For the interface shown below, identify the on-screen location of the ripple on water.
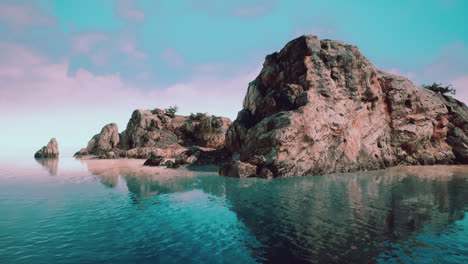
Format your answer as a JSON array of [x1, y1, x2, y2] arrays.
[[0, 159, 467, 264]]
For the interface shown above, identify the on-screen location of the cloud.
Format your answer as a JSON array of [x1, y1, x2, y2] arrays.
[[0, 41, 258, 120], [120, 40, 147, 59], [116, 0, 145, 22], [0, 3, 56, 27], [388, 68, 417, 80], [451, 74, 468, 104], [161, 47, 185, 68], [424, 41, 468, 82], [71, 33, 108, 54]]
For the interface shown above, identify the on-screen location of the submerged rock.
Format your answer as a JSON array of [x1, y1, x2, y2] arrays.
[[143, 154, 164, 166], [164, 160, 180, 169], [34, 138, 59, 158], [175, 147, 230, 166], [219, 161, 257, 178], [221, 35, 468, 178]]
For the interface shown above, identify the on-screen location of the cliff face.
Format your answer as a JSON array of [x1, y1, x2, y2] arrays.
[[221, 35, 468, 178], [75, 108, 231, 160]]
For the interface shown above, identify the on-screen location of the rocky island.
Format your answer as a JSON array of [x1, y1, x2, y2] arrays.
[[74, 109, 232, 166], [220, 35, 468, 178], [73, 35, 468, 178], [34, 138, 59, 159]]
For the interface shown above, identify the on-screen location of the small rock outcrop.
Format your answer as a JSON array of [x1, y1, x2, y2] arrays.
[[75, 108, 231, 161], [86, 123, 120, 155], [164, 160, 180, 169], [175, 147, 230, 166], [143, 154, 164, 166], [34, 138, 59, 158], [221, 35, 468, 178]]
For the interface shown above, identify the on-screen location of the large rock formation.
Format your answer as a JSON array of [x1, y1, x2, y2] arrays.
[[75, 108, 232, 161], [34, 138, 59, 158], [221, 35, 468, 178]]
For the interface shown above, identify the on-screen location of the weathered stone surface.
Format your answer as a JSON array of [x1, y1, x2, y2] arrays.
[[143, 155, 164, 166], [87, 123, 120, 155], [165, 160, 180, 169], [175, 147, 230, 166], [34, 138, 59, 158], [76, 109, 231, 160], [247, 155, 267, 166], [74, 148, 89, 157], [119, 110, 178, 149], [222, 35, 468, 178], [180, 116, 232, 148], [258, 167, 273, 179], [219, 161, 257, 178], [122, 145, 187, 159]]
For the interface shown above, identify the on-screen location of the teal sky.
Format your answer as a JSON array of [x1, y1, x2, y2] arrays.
[[0, 0, 467, 152]]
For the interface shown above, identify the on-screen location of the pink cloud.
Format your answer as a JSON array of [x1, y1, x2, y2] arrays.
[[452, 75, 468, 104], [116, 0, 146, 22], [161, 47, 185, 68], [425, 41, 468, 81], [71, 33, 108, 54], [0, 40, 261, 149], [120, 40, 147, 59], [0, 41, 259, 119], [136, 72, 150, 81], [0, 3, 56, 27], [388, 68, 417, 80]]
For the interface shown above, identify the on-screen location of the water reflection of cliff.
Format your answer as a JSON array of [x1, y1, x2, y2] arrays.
[[79, 159, 224, 200], [79, 160, 468, 263], [35, 158, 59, 176], [222, 165, 468, 263]]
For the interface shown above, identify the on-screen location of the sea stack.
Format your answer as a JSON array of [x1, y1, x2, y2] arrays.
[[34, 138, 59, 159], [220, 35, 468, 178]]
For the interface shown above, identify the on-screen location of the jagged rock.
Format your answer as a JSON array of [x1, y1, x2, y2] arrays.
[[76, 109, 231, 159], [119, 110, 178, 149], [258, 167, 273, 179], [222, 35, 468, 178], [123, 145, 187, 159], [165, 160, 180, 169], [74, 148, 89, 157], [180, 116, 232, 148], [34, 138, 59, 158], [143, 155, 164, 166], [219, 161, 257, 178], [87, 123, 120, 155], [175, 147, 230, 166], [105, 151, 117, 159], [247, 155, 267, 166]]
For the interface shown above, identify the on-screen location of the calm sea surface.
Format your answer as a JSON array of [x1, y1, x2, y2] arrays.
[[0, 155, 467, 264]]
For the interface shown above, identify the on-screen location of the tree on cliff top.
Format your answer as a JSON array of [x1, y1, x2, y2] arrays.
[[165, 105, 179, 118], [422, 83, 456, 95]]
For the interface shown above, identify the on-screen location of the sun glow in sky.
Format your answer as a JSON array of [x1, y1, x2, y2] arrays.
[[0, 0, 467, 154]]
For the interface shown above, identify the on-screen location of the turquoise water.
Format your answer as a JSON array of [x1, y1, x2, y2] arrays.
[[0, 157, 467, 264]]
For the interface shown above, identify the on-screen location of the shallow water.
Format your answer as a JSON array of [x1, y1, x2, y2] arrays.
[[0, 156, 467, 264]]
